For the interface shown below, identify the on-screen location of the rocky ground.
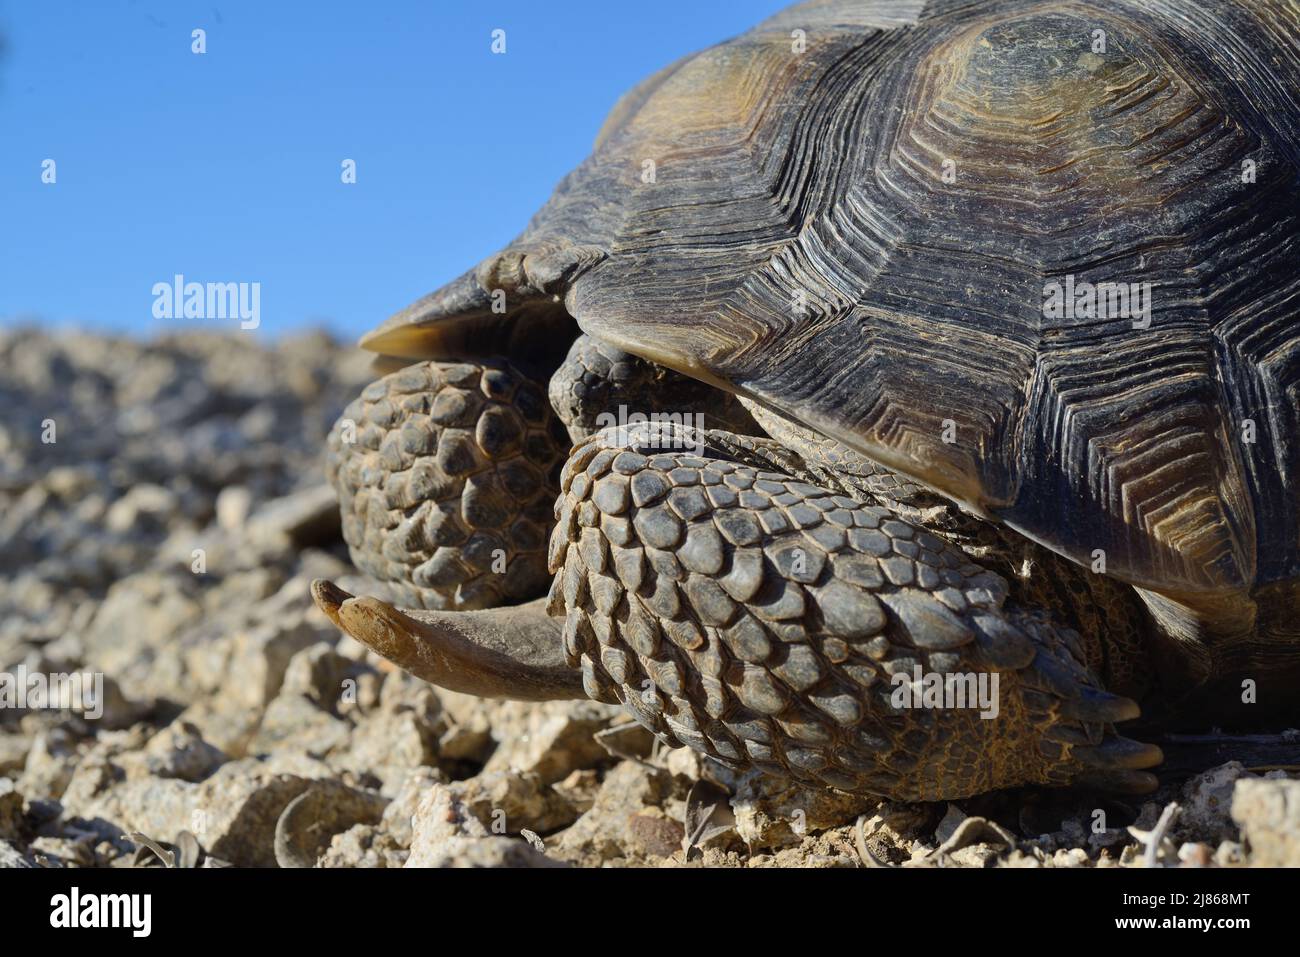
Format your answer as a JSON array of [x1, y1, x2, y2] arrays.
[[0, 326, 1297, 869]]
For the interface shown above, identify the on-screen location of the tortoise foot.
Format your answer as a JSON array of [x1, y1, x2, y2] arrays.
[[547, 421, 1162, 800]]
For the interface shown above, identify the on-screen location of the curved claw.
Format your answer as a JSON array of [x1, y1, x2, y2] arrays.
[[1059, 687, 1142, 724], [310, 580, 584, 702], [1044, 732, 1163, 794], [1071, 736, 1165, 771], [1074, 769, 1162, 795]]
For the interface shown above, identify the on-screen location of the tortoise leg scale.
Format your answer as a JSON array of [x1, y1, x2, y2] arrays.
[[317, 419, 1162, 800]]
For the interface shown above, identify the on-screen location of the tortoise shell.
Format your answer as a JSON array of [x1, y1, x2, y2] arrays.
[[365, 0, 1300, 616]]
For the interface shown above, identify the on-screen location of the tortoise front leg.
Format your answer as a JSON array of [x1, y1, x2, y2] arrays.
[[547, 424, 1162, 801], [314, 355, 590, 700], [327, 358, 571, 611]]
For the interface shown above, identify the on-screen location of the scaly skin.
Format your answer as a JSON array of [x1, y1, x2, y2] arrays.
[[543, 422, 1159, 800], [316, 0, 1300, 798], [548, 333, 763, 444], [328, 360, 569, 610], [319, 344, 1164, 799]]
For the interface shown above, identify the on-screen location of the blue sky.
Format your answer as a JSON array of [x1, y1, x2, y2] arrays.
[[0, 0, 787, 341]]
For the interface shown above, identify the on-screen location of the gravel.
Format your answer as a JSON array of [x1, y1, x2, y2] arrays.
[[1, 326, 1295, 868]]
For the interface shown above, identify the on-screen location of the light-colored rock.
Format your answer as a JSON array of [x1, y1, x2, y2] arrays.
[[744, 826, 859, 868], [279, 642, 364, 707], [1052, 847, 1091, 868], [330, 668, 443, 778], [731, 775, 877, 850], [552, 769, 601, 815], [172, 698, 262, 758], [248, 691, 353, 757], [83, 575, 202, 676], [60, 758, 346, 867], [105, 484, 178, 534], [1180, 761, 1249, 843], [445, 771, 577, 835], [404, 782, 486, 865], [1231, 777, 1300, 866], [855, 801, 935, 865], [378, 767, 445, 847], [554, 761, 675, 864], [29, 834, 96, 867], [318, 823, 406, 868], [273, 781, 389, 868], [224, 621, 328, 710], [0, 839, 32, 868], [115, 722, 227, 783], [17, 729, 82, 801], [481, 699, 623, 784], [246, 484, 340, 549], [215, 485, 254, 532], [411, 834, 563, 868], [406, 770, 574, 868], [339, 712, 438, 790]]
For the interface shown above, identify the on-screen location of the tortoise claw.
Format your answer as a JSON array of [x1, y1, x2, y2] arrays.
[[1058, 687, 1142, 724], [1070, 736, 1164, 771], [1073, 769, 1161, 795], [310, 580, 584, 702]]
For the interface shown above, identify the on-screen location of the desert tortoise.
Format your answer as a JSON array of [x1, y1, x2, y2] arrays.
[[313, 0, 1300, 801]]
